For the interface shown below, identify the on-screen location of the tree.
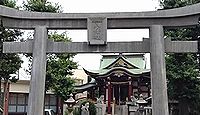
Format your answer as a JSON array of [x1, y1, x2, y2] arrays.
[[23, 0, 62, 13], [46, 32, 78, 100], [23, 0, 78, 100], [0, 0, 17, 8], [160, 0, 200, 9], [23, 2, 78, 114], [0, 0, 23, 114], [161, 0, 200, 114]]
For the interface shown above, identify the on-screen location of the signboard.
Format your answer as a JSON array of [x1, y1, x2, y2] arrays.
[[87, 17, 107, 45]]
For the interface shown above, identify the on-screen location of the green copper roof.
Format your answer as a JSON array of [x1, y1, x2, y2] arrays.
[[83, 54, 150, 78], [85, 67, 150, 76], [99, 54, 146, 69]]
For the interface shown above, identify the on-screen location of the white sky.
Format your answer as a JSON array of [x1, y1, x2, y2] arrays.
[[16, 0, 160, 79], [17, 0, 159, 13], [50, 0, 159, 13]]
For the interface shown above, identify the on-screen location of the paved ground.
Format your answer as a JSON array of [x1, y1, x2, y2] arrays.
[[114, 105, 128, 115]]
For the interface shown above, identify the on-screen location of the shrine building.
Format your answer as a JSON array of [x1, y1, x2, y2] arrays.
[[75, 54, 151, 112]]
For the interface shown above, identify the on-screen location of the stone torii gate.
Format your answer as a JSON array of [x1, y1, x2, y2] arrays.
[[1, 3, 200, 115]]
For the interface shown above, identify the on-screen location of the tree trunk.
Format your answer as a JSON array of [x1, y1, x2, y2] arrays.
[[0, 77, 3, 113], [58, 97, 63, 115], [3, 80, 10, 115]]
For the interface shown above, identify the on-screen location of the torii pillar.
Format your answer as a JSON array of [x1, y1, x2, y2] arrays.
[[150, 25, 169, 115], [27, 26, 47, 115]]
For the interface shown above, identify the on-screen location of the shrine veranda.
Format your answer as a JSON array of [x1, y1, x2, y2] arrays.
[[1, 3, 200, 115]]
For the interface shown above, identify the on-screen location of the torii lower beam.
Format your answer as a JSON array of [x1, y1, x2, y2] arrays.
[[3, 39, 199, 53]]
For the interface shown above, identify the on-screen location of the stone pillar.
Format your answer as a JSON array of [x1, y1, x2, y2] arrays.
[[150, 25, 169, 115], [107, 82, 111, 114], [28, 26, 47, 115], [128, 81, 132, 100]]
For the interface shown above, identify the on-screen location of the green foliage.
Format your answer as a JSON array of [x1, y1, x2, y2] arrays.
[[48, 31, 72, 42], [0, 0, 18, 8], [160, 0, 200, 9], [0, 1, 23, 81], [23, 0, 78, 101], [46, 32, 78, 100], [46, 73, 75, 100], [72, 109, 80, 115], [23, 0, 62, 13], [166, 53, 200, 114], [81, 100, 96, 115], [73, 100, 96, 115], [0, 0, 23, 109], [0, 0, 3, 5], [161, 0, 200, 114], [166, 53, 200, 100]]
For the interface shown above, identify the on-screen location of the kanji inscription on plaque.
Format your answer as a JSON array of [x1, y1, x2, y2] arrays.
[[88, 17, 107, 45]]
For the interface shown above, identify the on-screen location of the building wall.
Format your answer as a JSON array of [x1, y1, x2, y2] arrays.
[[1, 69, 88, 115], [71, 69, 88, 84], [8, 93, 57, 115], [9, 81, 29, 93], [71, 69, 88, 100]]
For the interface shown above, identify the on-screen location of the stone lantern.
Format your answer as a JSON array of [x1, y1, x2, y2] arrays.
[[65, 93, 76, 115], [136, 94, 147, 114]]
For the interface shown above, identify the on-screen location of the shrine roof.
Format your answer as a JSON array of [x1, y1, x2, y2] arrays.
[[83, 54, 150, 77], [84, 67, 150, 78], [74, 78, 96, 92], [99, 54, 146, 69]]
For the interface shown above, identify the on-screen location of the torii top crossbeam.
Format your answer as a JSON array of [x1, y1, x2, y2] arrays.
[[2, 3, 200, 53], [0, 3, 200, 29]]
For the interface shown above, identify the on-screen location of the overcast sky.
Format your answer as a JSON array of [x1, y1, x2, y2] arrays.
[[49, 0, 159, 13], [16, 0, 159, 79], [17, 0, 159, 13]]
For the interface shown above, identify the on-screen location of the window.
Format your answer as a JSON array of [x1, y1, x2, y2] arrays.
[[9, 94, 17, 104], [8, 93, 28, 113], [45, 95, 57, 112], [8, 93, 57, 113], [50, 95, 56, 105], [8, 106, 16, 112], [17, 106, 25, 112], [18, 94, 26, 104]]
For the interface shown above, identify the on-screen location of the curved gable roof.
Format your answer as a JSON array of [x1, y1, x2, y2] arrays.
[[84, 67, 150, 78], [100, 54, 146, 69]]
